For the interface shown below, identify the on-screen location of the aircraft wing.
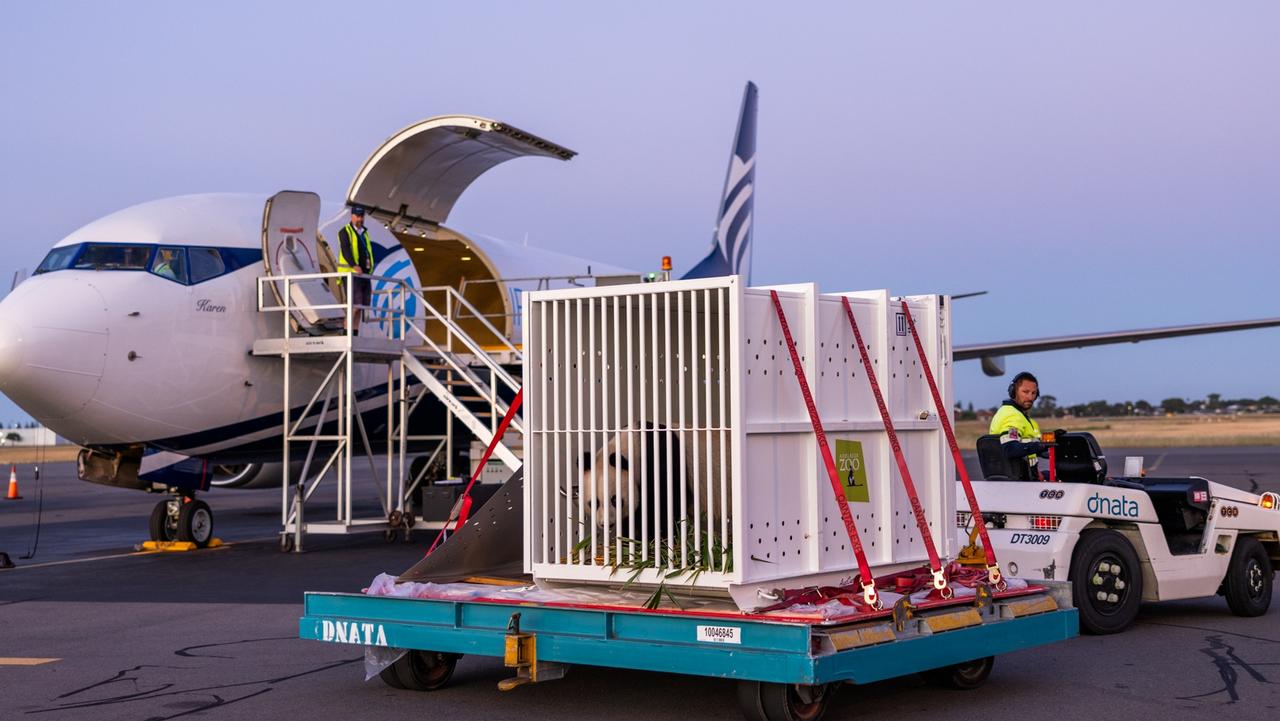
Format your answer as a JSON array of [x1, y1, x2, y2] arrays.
[[955, 317, 1280, 376]]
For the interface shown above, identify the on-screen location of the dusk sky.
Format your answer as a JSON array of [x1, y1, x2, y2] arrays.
[[2, 2, 1277, 422]]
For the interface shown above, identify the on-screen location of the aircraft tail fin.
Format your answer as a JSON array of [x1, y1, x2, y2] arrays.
[[682, 81, 757, 283]]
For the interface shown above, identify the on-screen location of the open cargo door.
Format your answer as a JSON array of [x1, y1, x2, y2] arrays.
[[262, 190, 343, 334], [347, 116, 576, 231]]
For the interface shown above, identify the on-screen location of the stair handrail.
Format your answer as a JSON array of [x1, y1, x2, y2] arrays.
[[418, 284, 523, 361], [404, 286, 521, 393]]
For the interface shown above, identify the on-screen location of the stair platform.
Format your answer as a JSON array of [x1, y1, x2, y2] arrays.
[[252, 335, 422, 362]]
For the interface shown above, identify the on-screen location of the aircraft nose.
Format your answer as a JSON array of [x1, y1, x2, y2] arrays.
[[0, 277, 110, 420], [0, 311, 22, 387]]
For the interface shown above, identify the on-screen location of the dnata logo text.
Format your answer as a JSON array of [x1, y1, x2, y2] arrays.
[[1087, 493, 1139, 518], [320, 619, 388, 646]]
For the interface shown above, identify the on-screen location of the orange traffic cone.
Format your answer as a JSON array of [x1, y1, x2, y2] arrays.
[[5, 464, 21, 500]]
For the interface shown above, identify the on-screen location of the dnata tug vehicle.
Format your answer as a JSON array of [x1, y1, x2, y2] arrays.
[[960, 432, 1279, 634]]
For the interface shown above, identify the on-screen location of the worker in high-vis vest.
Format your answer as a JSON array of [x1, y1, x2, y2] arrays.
[[337, 204, 375, 335], [989, 371, 1048, 481]]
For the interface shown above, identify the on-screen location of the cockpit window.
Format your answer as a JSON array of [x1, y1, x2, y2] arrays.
[[151, 247, 188, 284], [34, 245, 79, 274], [74, 244, 153, 270], [188, 247, 225, 283], [31, 242, 261, 284]]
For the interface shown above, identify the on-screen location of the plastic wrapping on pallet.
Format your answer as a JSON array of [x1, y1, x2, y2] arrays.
[[364, 646, 406, 682], [365, 570, 1032, 624]]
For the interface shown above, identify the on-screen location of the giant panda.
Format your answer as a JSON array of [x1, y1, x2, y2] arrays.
[[580, 424, 726, 548]]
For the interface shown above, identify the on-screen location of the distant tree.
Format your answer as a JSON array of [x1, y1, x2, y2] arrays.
[[1134, 400, 1153, 415], [1207, 393, 1222, 411], [1036, 395, 1058, 414], [1259, 395, 1279, 408], [1161, 397, 1188, 414]]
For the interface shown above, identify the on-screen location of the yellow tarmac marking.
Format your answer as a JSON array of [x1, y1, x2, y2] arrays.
[[0, 658, 60, 666]]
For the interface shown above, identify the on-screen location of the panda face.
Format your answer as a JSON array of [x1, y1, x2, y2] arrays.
[[580, 435, 637, 537], [574, 424, 689, 548]]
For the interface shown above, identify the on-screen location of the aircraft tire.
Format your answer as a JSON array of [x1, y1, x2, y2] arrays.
[[1223, 536, 1273, 617], [148, 500, 179, 542], [921, 656, 995, 690], [1069, 529, 1143, 634], [177, 499, 214, 548]]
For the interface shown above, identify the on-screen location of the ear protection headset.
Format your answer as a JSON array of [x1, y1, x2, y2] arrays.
[[1008, 371, 1039, 400]]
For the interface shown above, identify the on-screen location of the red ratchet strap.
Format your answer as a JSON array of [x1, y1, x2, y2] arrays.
[[755, 584, 868, 614], [840, 297, 950, 598], [770, 291, 880, 609], [899, 301, 1006, 589], [425, 388, 524, 556], [879, 561, 990, 596]]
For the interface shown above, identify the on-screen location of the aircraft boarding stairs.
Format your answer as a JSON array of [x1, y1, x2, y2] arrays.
[[253, 271, 523, 552]]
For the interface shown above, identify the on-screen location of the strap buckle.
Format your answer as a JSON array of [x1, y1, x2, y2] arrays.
[[931, 568, 954, 599], [861, 581, 881, 610], [987, 564, 1008, 591]]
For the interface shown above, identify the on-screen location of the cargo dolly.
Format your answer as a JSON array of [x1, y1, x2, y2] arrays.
[[300, 575, 1076, 721]]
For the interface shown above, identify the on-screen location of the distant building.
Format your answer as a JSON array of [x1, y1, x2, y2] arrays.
[[0, 425, 64, 447]]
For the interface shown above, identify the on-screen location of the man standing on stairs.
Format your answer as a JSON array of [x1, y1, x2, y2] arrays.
[[337, 205, 375, 336]]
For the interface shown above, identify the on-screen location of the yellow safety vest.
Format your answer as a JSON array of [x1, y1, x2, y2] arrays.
[[989, 403, 1041, 470], [336, 223, 373, 274]]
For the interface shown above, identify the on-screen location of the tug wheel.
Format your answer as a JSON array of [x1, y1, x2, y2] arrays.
[[736, 680, 832, 721], [1069, 529, 1143, 634], [391, 650, 459, 691], [922, 656, 995, 690], [148, 499, 180, 542], [1223, 536, 1273, 617]]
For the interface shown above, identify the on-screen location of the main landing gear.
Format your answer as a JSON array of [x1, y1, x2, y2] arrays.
[[148, 495, 215, 548]]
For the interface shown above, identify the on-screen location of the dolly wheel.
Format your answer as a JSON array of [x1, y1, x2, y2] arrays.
[[379, 661, 406, 689], [922, 656, 995, 690], [392, 650, 459, 691], [736, 680, 831, 721]]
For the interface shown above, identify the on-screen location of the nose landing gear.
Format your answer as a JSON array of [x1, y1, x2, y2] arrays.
[[148, 495, 215, 548]]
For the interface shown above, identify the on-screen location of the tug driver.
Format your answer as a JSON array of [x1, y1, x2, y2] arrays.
[[990, 371, 1049, 481]]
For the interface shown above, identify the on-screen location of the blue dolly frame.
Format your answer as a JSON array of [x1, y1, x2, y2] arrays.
[[300, 585, 1077, 721]]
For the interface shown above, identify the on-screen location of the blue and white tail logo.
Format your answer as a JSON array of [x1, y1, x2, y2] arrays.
[[684, 81, 757, 284], [372, 248, 419, 339]]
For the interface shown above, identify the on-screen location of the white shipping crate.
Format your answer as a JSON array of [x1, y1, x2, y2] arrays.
[[521, 277, 954, 608]]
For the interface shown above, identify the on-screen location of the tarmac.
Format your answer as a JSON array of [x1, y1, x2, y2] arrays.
[[0, 449, 1277, 721]]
